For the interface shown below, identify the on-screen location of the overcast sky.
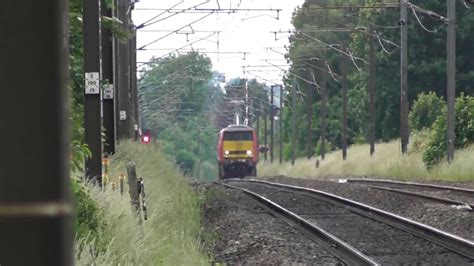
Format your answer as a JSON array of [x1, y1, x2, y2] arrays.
[[132, 0, 305, 84]]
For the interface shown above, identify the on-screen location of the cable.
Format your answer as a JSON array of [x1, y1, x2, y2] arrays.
[[138, 12, 215, 50], [265, 61, 321, 90], [325, 61, 340, 83], [464, 1, 472, 9], [375, 32, 398, 55], [410, 6, 438, 33], [137, 0, 184, 29], [347, 48, 362, 72]]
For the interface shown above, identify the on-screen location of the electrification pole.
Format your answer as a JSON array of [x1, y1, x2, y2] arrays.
[[245, 78, 250, 124], [369, 24, 376, 156], [130, 26, 139, 141], [256, 102, 260, 144], [102, 0, 116, 155], [270, 85, 275, 163], [0, 1, 72, 264], [117, 0, 131, 140], [84, 0, 102, 183], [400, 0, 409, 154], [291, 79, 298, 165], [306, 73, 314, 159], [447, 0, 456, 163], [320, 63, 328, 160], [341, 43, 349, 160], [279, 85, 283, 164], [264, 101, 268, 161]]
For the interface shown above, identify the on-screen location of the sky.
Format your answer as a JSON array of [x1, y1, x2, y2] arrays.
[[132, 0, 305, 84]]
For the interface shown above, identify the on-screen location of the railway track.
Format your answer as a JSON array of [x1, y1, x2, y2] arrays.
[[217, 179, 474, 265], [344, 179, 474, 209]]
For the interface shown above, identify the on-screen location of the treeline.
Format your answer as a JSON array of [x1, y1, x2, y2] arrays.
[[278, 0, 474, 163], [139, 53, 219, 178]]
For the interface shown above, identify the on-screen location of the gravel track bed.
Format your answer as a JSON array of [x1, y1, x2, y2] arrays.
[[230, 181, 472, 265], [319, 175, 474, 190], [368, 184, 474, 205], [200, 183, 343, 265], [262, 176, 474, 239]]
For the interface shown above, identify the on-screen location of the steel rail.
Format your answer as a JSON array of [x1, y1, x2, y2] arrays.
[[368, 185, 474, 210], [345, 179, 474, 195], [214, 181, 379, 266], [227, 179, 474, 259]]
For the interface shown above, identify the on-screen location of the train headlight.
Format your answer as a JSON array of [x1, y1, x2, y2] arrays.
[[224, 150, 230, 155], [246, 150, 253, 156]]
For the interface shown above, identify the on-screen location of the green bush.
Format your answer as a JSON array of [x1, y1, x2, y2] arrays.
[[422, 94, 474, 168], [409, 92, 446, 131], [71, 178, 104, 240], [175, 149, 197, 174]]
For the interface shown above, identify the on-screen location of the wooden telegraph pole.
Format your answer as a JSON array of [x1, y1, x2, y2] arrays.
[[0, 1, 72, 264]]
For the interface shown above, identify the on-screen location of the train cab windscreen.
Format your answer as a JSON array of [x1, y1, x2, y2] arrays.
[[223, 131, 253, 141]]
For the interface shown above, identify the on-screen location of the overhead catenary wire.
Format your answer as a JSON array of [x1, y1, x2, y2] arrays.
[[136, 0, 185, 29], [138, 12, 215, 50], [136, 0, 211, 29]]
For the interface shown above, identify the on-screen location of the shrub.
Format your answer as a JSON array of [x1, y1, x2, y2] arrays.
[[175, 149, 197, 174], [422, 94, 474, 168], [71, 177, 104, 240], [409, 92, 446, 131]]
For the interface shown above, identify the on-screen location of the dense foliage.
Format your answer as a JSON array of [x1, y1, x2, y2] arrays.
[[72, 178, 104, 240], [409, 92, 446, 132], [139, 53, 217, 177], [423, 94, 474, 168], [281, 0, 474, 159]]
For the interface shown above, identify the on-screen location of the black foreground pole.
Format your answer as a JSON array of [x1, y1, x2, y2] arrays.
[[0, 1, 73, 265], [102, 0, 116, 155], [84, 0, 102, 184]]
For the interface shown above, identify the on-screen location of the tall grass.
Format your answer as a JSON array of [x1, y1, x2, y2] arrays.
[[76, 141, 209, 265], [258, 140, 474, 182]]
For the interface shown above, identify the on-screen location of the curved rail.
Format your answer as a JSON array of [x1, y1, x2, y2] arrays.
[[214, 181, 379, 266], [227, 179, 474, 260], [344, 179, 474, 194]]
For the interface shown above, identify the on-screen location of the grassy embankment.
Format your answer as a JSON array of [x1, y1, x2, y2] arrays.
[[76, 141, 209, 265], [258, 140, 474, 182]]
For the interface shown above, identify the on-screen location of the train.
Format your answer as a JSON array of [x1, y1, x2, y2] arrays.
[[217, 125, 259, 179]]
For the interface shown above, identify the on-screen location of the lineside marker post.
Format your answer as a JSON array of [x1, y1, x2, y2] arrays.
[[0, 1, 73, 264]]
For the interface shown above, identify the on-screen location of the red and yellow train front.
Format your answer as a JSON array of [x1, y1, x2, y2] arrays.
[[217, 126, 258, 179]]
